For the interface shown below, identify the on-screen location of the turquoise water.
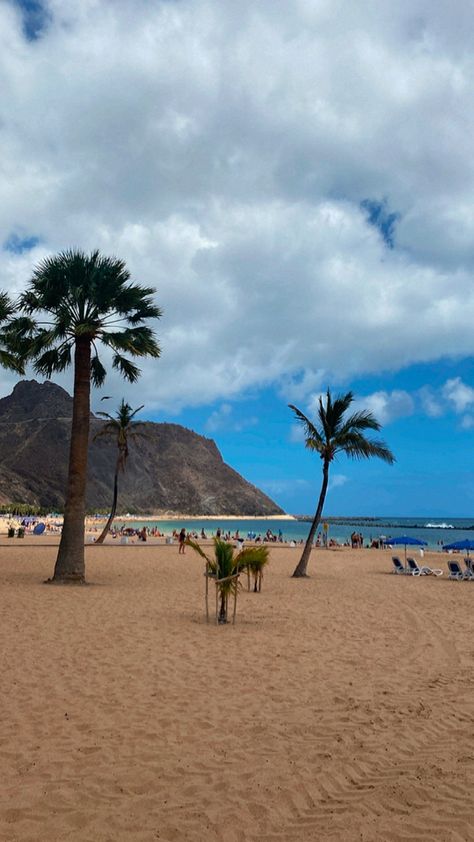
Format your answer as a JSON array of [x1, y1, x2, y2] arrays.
[[110, 516, 474, 551]]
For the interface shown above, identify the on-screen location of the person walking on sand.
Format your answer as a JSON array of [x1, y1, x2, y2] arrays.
[[178, 528, 186, 554]]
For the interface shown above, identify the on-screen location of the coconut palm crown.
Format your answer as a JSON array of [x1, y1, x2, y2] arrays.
[[93, 399, 146, 544], [289, 389, 395, 578], [6, 249, 161, 583]]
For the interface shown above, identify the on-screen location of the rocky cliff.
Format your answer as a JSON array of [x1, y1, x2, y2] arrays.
[[0, 380, 284, 516]]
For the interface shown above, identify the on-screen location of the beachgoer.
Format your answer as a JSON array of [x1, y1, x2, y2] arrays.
[[178, 528, 186, 554]]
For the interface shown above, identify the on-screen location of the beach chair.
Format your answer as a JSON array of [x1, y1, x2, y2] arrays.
[[392, 556, 407, 574], [406, 557, 443, 577], [447, 560, 472, 580]]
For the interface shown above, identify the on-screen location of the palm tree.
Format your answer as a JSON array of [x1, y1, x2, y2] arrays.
[[289, 390, 395, 578], [244, 551, 270, 592], [93, 399, 146, 544], [186, 538, 269, 623], [6, 250, 161, 583], [0, 291, 24, 373]]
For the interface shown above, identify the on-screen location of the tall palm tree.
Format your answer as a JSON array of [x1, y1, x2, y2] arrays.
[[0, 291, 24, 373], [93, 399, 146, 544], [289, 390, 395, 578], [6, 250, 161, 583]]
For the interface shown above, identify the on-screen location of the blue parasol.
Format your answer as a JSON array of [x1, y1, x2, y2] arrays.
[[443, 538, 474, 556], [33, 522, 46, 535], [387, 535, 428, 564]]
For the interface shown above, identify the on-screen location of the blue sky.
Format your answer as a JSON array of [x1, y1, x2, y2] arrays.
[[155, 357, 474, 517], [1, 0, 474, 516]]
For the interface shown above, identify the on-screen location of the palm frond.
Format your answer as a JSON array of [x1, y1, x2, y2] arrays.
[[95, 411, 116, 422], [112, 354, 141, 382], [289, 404, 324, 450], [320, 390, 355, 438], [101, 326, 161, 358], [0, 291, 16, 321], [33, 343, 73, 377], [185, 538, 212, 565], [234, 545, 270, 571], [126, 404, 145, 421], [91, 354, 107, 387], [0, 348, 25, 373], [338, 410, 382, 436], [335, 432, 395, 463]]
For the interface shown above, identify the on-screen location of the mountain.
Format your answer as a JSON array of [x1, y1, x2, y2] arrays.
[[0, 380, 284, 516]]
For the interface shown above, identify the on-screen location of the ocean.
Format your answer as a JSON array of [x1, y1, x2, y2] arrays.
[[111, 516, 474, 551]]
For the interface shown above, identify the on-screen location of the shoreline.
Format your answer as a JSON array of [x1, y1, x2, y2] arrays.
[[88, 513, 295, 522]]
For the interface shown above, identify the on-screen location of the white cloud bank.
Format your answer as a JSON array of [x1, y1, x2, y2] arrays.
[[353, 390, 415, 425], [295, 377, 474, 429], [1, 0, 474, 411]]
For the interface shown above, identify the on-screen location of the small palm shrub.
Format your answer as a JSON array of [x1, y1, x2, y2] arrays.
[[244, 550, 270, 592], [186, 538, 270, 624]]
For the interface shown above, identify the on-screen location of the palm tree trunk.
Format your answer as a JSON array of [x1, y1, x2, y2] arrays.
[[95, 462, 119, 544], [292, 459, 330, 578], [51, 337, 91, 583], [218, 590, 228, 623]]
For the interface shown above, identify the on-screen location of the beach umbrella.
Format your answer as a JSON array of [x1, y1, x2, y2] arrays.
[[443, 539, 474, 556], [33, 522, 46, 535], [387, 535, 428, 564]]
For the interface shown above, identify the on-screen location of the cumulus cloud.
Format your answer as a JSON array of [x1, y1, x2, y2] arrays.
[[442, 377, 474, 413], [205, 402, 257, 432], [300, 378, 474, 429], [280, 369, 326, 404], [1, 1, 474, 411], [417, 385, 444, 418], [353, 390, 415, 425]]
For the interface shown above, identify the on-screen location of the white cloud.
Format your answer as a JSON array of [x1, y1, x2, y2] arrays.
[[289, 423, 306, 443], [259, 478, 310, 497], [280, 369, 326, 403], [287, 378, 474, 434], [417, 385, 444, 418], [329, 474, 349, 490], [353, 390, 415, 425], [442, 377, 474, 413], [205, 402, 257, 432], [205, 403, 232, 432], [2, 2, 474, 410]]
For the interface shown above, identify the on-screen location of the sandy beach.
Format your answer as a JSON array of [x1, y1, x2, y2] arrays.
[[2, 538, 474, 841]]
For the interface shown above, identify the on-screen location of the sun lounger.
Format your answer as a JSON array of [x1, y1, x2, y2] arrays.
[[447, 560, 472, 580], [392, 556, 408, 574], [406, 557, 443, 576]]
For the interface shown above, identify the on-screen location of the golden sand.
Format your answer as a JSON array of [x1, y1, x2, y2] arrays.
[[2, 539, 474, 841]]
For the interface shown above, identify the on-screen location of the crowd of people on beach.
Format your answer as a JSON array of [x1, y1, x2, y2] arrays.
[[3, 515, 457, 554]]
